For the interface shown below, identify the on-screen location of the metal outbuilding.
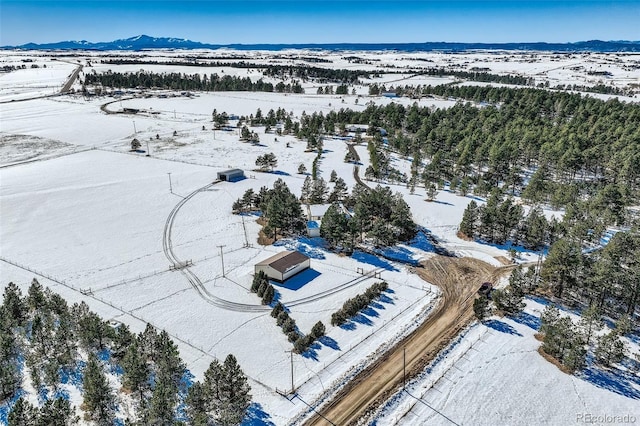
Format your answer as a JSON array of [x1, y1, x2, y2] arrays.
[[217, 169, 245, 182], [255, 251, 310, 282]]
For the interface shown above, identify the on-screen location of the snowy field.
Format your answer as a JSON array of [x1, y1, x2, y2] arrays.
[[1, 49, 639, 424], [373, 298, 640, 426]]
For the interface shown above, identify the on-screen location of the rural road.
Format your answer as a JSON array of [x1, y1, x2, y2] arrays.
[[60, 64, 83, 93], [305, 255, 514, 426]]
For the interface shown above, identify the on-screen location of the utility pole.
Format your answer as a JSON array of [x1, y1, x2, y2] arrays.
[[167, 173, 173, 194], [133, 120, 137, 134], [286, 350, 295, 395], [146, 140, 150, 157], [403, 347, 406, 390], [217, 245, 226, 277]]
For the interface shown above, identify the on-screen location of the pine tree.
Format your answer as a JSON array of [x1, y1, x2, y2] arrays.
[[271, 302, 285, 319], [8, 397, 38, 426], [27, 279, 47, 312], [147, 376, 177, 425], [328, 177, 348, 203], [425, 183, 438, 201], [595, 331, 626, 367], [256, 281, 267, 298], [579, 304, 603, 345], [459, 201, 478, 238], [122, 338, 149, 399], [82, 353, 114, 424], [320, 203, 349, 247], [37, 397, 77, 426], [0, 307, 21, 401], [473, 295, 490, 321], [329, 170, 338, 182], [300, 176, 312, 203], [297, 163, 307, 174], [261, 285, 275, 305], [185, 382, 209, 426], [216, 355, 252, 426], [2, 282, 27, 327], [311, 321, 326, 339], [309, 178, 328, 204]]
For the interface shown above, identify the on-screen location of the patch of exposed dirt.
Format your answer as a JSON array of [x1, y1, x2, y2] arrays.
[[306, 255, 517, 426]]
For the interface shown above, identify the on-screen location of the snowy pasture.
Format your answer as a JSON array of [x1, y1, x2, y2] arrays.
[[1, 49, 639, 424], [373, 298, 640, 426]]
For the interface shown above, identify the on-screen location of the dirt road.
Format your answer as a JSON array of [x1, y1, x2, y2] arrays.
[[61, 64, 83, 93], [305, 256, 511, 426]]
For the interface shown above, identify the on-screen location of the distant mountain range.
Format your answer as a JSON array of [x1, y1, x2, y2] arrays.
[[4, 35, 640, 52]]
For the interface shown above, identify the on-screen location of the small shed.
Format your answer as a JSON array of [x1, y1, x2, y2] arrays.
[[217, 169, 245, 182], [307, 204, 331, 221], [255, 251, 310, 282], [307, 220, 320, 237]]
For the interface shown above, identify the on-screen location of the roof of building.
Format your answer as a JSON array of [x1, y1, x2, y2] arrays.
[[218, 168, 244, 175], [256, 251, 310, 273], [308, 204, 332, 217]]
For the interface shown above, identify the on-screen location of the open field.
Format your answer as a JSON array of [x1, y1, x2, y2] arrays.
[[1, 48, 639, 425]]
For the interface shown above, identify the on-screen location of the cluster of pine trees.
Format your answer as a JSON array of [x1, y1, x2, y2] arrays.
[[459, 192, 556, 249], [300, 173, 348, 205], [473, 268, 527, 321], [331, 282, 389, 326], [321, 185, 416, 250], [185, 354, 251, 426], [269, 302, 325, 354], [235, 87, 639, 216], [84, 71, 304, 93], [254, 152, 277, 171], [541, 231, 640, 316], [2, 280, 252, 425], [232, 179, 305, 241], [251, 271, 275, 305], [538, 304, 630, 373]]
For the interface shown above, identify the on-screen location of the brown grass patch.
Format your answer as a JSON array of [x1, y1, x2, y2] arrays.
[[494, 255, 512, 265], [456, 231, 473, 241], [537, 346, 572, 374]]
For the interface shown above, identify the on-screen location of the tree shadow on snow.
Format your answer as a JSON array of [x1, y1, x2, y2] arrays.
[[361, 306, 381, 317], [485, 319, 523, 336], [318, 335, 341, 351], [579, 359, 640, 400], [301, 341, 321, 361], [378, 293, 395, 305], [512, 311, 541, 331], [431, 200, 454, 206], [241, 403, 275, 426], [351, 251, 397, 271]]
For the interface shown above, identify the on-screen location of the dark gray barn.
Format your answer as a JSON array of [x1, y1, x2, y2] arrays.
[[217, 169, 245, 182]]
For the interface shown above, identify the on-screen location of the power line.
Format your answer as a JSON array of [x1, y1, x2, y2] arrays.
[[404, 389, 461, 426]]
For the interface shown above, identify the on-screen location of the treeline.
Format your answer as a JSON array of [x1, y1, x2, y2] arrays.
[[537, 304, 630, 373], [84, 70, 304, 93], [273, 86, 639, 206], [270, 302, 326, 354], [232, 179, 305, 241], [331, 282, 389, 326], [320, 185, 416, 249], [262, 64, 373, 84], [2, 280, 252, 425], [541, 230, 640, 317], [459, 194, 558, 250], [552, 83, 636, 97]]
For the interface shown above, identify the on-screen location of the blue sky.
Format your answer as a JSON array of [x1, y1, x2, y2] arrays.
[[1, 1, 639, 46]]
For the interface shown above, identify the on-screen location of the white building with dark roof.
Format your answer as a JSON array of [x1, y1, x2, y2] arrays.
[[255, 251, 310, 282]]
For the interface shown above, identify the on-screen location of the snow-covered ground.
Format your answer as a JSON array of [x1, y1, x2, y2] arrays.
[[1, 49, 638, 424], [373, 298, 640, 426]]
